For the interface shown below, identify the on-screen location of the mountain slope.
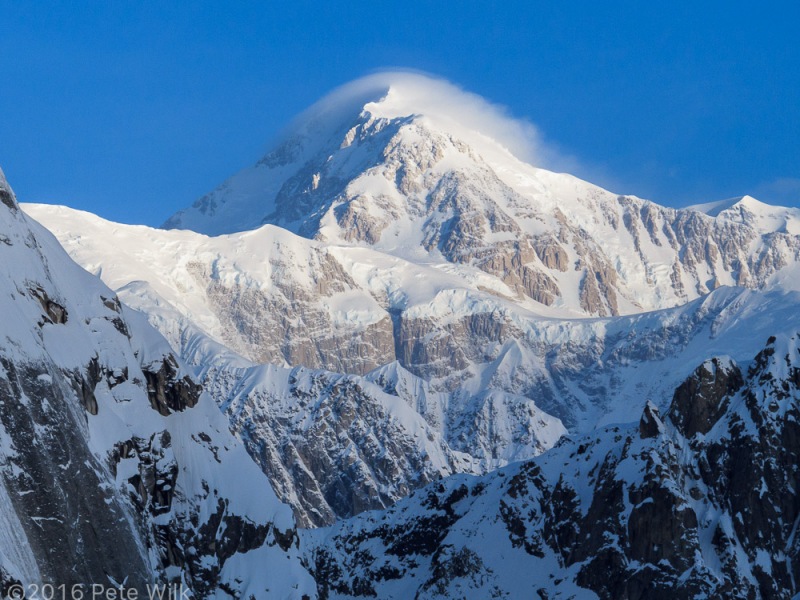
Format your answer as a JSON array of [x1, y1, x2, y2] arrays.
[[0, 170, 315, 597], [23, 204, 568, 526], [165, 73, 800, 318], [304, 333, 800, 599], [24, 202, 800, 529]]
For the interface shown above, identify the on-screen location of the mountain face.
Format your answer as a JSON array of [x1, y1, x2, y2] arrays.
[[164, 73, 800, 318], [0, 171, 315, 597], [10, 71, 800, 598], [303, 334, 800, 599], [22, 78, 800, 537]]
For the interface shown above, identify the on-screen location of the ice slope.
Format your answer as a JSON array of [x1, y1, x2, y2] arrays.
[[303, 333, 800, 599], [0, 171, 315, 597], [165, 72, 800, 318]]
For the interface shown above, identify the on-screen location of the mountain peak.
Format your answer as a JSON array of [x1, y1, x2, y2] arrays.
[[285, 71, 538, 160], [163, 72, 550, 237], [689, 195, 765, 217], [161, 76, 800, 318], [689, 194, 800, 234]]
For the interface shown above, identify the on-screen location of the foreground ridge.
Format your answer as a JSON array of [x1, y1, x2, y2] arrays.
[[304, 334, 800, 599], [0, 171, 315, 597]]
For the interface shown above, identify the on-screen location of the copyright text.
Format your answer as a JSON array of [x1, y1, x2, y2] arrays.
[[4, 583, 191, 600]]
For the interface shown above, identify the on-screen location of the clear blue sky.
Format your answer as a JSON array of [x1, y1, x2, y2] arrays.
[[1, 1, 798, 225]]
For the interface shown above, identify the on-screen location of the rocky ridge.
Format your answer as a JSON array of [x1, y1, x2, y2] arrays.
[[304, 333, 800, 599]]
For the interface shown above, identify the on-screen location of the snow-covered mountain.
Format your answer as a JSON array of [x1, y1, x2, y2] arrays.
[[165, 73, 800, 318], [0, 170, 315, 597], [22, 73, 800, 531], [303, 333, 800, 599], [10, 70, 800, 598]]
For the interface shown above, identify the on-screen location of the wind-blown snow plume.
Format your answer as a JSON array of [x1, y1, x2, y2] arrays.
[[277, 71, 563, 168]]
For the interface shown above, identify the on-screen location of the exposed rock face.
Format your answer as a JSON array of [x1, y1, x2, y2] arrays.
[[198, 270, 396, 375], [28, 285, 68, 324], [201, 360, 564, 527], [0, 357, 153, 589], [304, 334, 800, 599], [142, 354, 201, 415], [0, 185, 16, 211], [0, 171, 316, 597], [205, 363, 453, 528], [638, 399, 664, 438], [668, 356, 744, 436]]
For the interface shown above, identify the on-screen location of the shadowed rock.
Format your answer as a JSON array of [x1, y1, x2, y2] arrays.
[[668, 357, 744, 437]]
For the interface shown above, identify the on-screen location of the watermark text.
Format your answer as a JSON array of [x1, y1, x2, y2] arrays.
[[4, 583, 191, 600]]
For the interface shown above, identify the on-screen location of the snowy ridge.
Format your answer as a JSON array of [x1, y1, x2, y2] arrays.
[[0, 172, 315, 596], [689, 194, 800, 234], [164, 72, 550, 237]]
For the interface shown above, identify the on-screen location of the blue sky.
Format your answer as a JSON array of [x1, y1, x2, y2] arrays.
[[0, 1, 798, 225]]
